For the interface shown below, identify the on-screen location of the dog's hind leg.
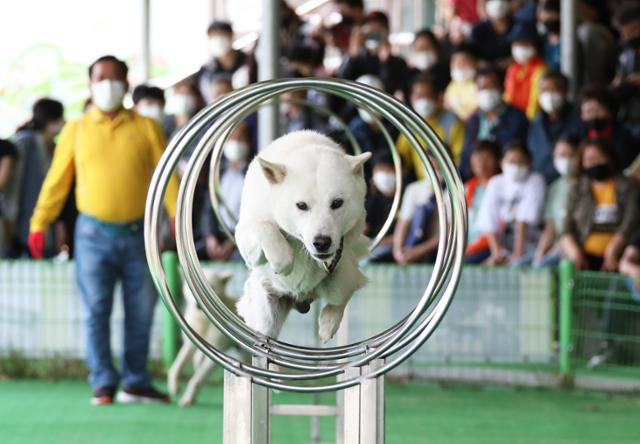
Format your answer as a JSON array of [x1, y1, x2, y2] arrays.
[[179, 358, 216, 407], [237, 273, 293, 338], [167, 342, 195, 396]]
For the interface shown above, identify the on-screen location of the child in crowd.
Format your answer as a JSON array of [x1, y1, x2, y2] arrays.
[[364, 152, 397, 262]]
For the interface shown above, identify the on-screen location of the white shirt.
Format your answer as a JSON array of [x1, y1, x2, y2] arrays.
[[399, 179, 434, 221], [475, 171, 546, 233], [219, 166, 245, 229]]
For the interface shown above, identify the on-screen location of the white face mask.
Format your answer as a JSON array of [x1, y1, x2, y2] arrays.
[[553, 156, 571, 177], [477, 89, 502, 112], [413, 98, 438, 118], [373, 171, 396, 194], [137, 103, 164, 122], [364, 38, 381, 52], [167, 94, 196, 117], [502, 162, 529, 182], [410, 51, 437, 71], [538, 91, 565, 114], [451, 67, 476, 82], [223, 140, 249, 162], [358, 108, 376, 124], [323, 46, 344, 72], [91, 80, 126, 112], [485, 0, 510, 19], [209, 36, 232, 58], [512, 45, 536, 64]]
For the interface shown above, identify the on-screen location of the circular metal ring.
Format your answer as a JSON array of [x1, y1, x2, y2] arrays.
[[144, 77, 467, 392]]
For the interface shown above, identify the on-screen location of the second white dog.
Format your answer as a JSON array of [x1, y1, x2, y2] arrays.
[[235, 130, 371, 342]]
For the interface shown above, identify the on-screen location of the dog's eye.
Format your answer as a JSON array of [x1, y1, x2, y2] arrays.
[[296, 202, 309, 211], [330, 198, 344, 210]]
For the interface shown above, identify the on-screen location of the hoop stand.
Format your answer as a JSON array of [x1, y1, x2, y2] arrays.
[[223, 315, 385, 444]]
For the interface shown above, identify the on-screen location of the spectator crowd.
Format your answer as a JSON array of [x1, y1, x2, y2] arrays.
[[1, 0, 640, 392]]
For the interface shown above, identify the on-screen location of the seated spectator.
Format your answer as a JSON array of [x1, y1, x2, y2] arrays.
[[347, 75, 398, 178], [527, 136, 579, 267], [613, 2, 640, 138], [470, 0, 515, 69], [280, 72, 329, 134], [576, 0, 617, 88], [4, 98, 65, 258], [407, 29, 450, 93], [396, 72, 465, 175], [132, 84, 172, 138], [579, 85, 640, 170], [459, 67, 529, 180], [475, 142, 546, 265], [364, 152, 397, 263], [444, 43, 480, 120], [392, 162, 442, 265], [0, 139, 17, 257], [196, 20, 252, 103], [504, 22, 548, 120], [561, 138, 640, 272], [527, 70, 582, 183], [537, 0, 562, 69], [465, 140, 502, 263], [620, 230, 640, 299], [166, 79, 205, 140], [202, 123, 252, 261], [338, 10, 410, 100]]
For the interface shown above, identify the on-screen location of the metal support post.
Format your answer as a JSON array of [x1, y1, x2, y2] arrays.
[[257, 0, 280, 151]]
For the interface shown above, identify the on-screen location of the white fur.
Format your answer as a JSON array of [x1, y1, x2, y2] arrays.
[[167, 269, 248, 407], [235, 130, 370, 342]]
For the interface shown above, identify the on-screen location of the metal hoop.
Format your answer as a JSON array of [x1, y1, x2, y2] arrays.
[[144, 77, 467, 393]]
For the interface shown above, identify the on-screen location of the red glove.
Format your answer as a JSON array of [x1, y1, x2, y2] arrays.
[[28, 231, 45, 259]]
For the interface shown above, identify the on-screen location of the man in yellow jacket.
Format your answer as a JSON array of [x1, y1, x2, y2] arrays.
[[28, 55, 179, 405]]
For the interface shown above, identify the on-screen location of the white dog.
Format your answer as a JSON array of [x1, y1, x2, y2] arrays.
[[167, 269, 247, 407], [235, 130, 371, 342]]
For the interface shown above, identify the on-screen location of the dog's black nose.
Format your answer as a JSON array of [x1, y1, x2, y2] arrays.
[[313, 235, 332, 252]]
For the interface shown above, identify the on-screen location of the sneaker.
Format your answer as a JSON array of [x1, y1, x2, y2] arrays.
[[91, 386, 117, 405], [116, 385, 170, 404]]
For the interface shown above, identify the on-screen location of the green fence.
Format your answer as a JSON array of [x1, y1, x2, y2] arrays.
[[1, 256, 639, 391]]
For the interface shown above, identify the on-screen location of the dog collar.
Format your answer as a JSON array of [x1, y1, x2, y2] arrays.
[[322, 237, 344, 274]]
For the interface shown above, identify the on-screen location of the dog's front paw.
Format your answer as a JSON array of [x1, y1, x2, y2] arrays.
[[267, 244, 294, 276], [318, 304, 345, 343]]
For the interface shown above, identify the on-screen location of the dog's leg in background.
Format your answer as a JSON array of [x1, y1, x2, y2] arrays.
[[179, 358, 216, 407], [167, 342, 195, 396]]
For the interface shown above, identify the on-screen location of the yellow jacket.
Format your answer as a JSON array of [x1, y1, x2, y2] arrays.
[[30, 107, 179, 231]]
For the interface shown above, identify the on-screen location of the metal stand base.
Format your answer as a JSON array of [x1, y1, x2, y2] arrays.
[[223, 359, 385, 444]]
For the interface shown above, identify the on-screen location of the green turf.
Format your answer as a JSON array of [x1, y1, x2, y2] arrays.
[[1, 379, 639, 444]]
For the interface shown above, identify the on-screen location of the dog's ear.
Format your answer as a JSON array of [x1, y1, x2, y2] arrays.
[[258, 157, 287, 184], [346, 152, 372, 175]]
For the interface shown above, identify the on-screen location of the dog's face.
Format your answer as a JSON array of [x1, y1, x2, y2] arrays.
[[259, 148, 370, 263]]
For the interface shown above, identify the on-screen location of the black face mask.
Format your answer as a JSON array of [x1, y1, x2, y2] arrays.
[[584, 117, 611, 132], [543, 19, 560, 34], [584, 163, 612, 181]]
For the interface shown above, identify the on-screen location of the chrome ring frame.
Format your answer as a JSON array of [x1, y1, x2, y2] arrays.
[[144, 77, 467, 393]]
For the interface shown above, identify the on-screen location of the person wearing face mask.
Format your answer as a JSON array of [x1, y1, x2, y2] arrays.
[[201, 124, 252, 262], [613, 3, 640, 138], [475, 143, 546, 265], [407, 29, 450, 94], [465, 140, 502, 263], [396, 73, 465, 178], [459, 67, 529, 180], [3, 98, 65, 258], [347, 75, 399, 180], [527, 70, 582, 183], [363, 152, 397, 263], [132, 85, 174, 139], [338, 11, 410, 101], [444, 43, 480, 120], [561, 139, 639, 272], [166, 80, 204, 140], [504, 22, 548, 120], [537, 0, 562, 69], [195, 21, 254, 104], [470, 0, 515, 68], [27, 55, 180, 405], [579, 85, 640, 170]]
